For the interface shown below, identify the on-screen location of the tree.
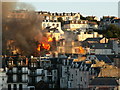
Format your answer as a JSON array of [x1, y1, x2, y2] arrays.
[[103, 24, 120, 39]]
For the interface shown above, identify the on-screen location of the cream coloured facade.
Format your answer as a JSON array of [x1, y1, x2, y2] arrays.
[[61, 13, 81, 21], [46, 32, 64, 41], [37, 11, 81, 21], [77, 32, 103, 41], [42, 21, 61, 30], [42, 21, 64, 41], [64, 23, 88, 31], [64, 20, 88, 31]]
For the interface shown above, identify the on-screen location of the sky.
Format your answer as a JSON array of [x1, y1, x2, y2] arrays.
[[2, 0, 120, 19], [24, 2, 118, 19]]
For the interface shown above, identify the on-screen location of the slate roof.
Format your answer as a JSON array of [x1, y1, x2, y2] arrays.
[[89, 77, 119, 86], [84, 38, 103, 42], [96, 55, 112, 63], [111, 19, 120, 23], [89, 43, 112, 49]]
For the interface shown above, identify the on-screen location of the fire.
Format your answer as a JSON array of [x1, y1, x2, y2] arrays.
[[42, 42, 50, 50], [37, 44, 41, 51], [36, 36, 53, 51], [79, 46, 85, 54], [47, 37, 53, 42]]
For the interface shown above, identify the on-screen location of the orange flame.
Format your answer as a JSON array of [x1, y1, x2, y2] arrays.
[[42, 42, 50, 50], [37, 44, 41, 51], [79, 46, 85, 54], [37, 36, 52, 51], [47, 37, 53, 42]]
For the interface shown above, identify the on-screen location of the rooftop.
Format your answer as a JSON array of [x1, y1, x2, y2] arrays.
[[89, 77, 119, 87]]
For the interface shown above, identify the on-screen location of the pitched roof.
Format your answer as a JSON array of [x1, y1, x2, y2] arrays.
[[96, 55, 112, 63], [84, 38, 103, 42], [89, 77, 119, 86], [89, 43, 112, 49]]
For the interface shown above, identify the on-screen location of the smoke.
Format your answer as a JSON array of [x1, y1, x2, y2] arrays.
[[2, 2, 17, 19], [2, 2, 44, 56], [64, 31, 77, 41]]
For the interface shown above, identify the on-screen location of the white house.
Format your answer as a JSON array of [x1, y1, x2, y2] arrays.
[[63, 20, 88, 31], [77, 31, 103, 41], [0, 68, 7, 90]]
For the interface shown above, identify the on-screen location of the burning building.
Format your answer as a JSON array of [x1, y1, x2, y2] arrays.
[[2, 2, 55, 56], [57, 39, 86, 55]]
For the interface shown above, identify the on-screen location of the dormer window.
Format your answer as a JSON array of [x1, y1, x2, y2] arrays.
[[105, 44, 107, 47], [52, 24, 55, 26], [57, 24, 59, 27]]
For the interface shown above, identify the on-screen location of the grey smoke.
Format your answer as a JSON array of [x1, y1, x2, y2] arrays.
[[2, 2, 43, 56]]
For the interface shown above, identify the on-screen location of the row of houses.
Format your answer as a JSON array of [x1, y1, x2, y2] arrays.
[[7, 10, 120, 32], [1, 52, 120, 89], [2, 10, 120, 89]]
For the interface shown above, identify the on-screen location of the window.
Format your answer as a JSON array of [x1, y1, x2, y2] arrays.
[[2, 78, 4, 81], [8, 84, 11, 90], [70, 83, 71, 87], [19, 74, 23, 82], [57, 24, 59, 27], [19, 84, 22, 90], [76, 70, 77, 75], [72, 74, 73, 78], [13, 84, 17, 90], [43, 23, 46, 27], [52, 24, 55, 26], [44, 16, 47, 19], [75, 49, 80, 53], [81, 77, 82, 81], [47, 24, 49, 27]]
